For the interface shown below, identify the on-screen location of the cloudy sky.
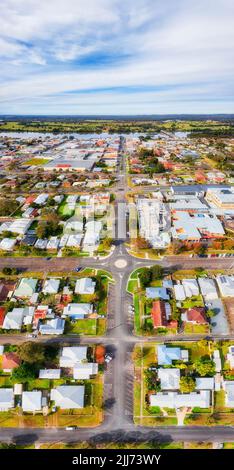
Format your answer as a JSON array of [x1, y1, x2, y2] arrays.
[[0, 0, 233, 115]]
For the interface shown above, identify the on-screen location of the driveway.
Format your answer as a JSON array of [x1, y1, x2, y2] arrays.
[[207, 299, 230, 335]]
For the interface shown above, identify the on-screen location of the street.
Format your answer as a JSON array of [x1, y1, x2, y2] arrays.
[[0, 137, 234, 445]]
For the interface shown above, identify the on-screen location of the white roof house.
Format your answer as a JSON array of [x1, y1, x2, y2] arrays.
[[158, 368, 180, 390], [73, 363, 98, 380], [223, 381, 234, 407], [35, 239, 48, 250], [75, 278, 96, 295], [22, 391, 42, 412], [216, 276, 234, 297], [227, 345, 234, 369], [137, 199, 171, 249], [150, 390, 210, 409], [182, 279, 200, 298], [198, 278, 218, 300], [51, 385, 84, 409], [0, 388, 14, 411], [34, 193, 48, 205], [157, 345, 189, 366], [174, 284, 186, 301], [6, 219, 32, 235], [60, 346, 87, 368], [46, 237, 59, 250], [3, 308, 26, 330], [0, 238, 16, 251], [39, 369, 61, 379], [63, 303, 93, 319], [65, 220, 83, 233], [39, 318, 65, 335], [213, 350, 222, 373], [195, 377, 214, 390], [66, 234, 83, 247], [146, 287, 169, 300], [43, 278, 60, 295], [14, 278, 37, 297]]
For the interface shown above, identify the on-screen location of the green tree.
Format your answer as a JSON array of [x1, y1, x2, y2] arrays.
[[180, 376, 196, 393], [150, 265, 163, 281], [17, 342, 45, 364], [11, 363, 37, 383], [194, 357, 215, 377], [139, 268, 152, 288]]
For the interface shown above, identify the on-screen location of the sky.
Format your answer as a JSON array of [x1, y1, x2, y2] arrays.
[[0, 0, 233, 115]]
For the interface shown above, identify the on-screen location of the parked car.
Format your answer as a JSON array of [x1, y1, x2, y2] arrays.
[[66, 426, 77, 430], [74, 267, 82, 272], [105, 353, 113, 363]]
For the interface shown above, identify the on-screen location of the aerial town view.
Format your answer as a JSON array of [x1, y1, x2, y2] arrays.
[[0, 0, 233, 462]]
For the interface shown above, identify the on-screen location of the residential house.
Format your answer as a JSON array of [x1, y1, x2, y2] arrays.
[[73, 363, 98, 380], [63, 303, 93, 319], [198, 278, 218, 300], [22, 391, 42, 412], [150, 390, 210, 408], [14, 278, 37, 297], [216, 276, 234, 297], [182, 279, 200, 298], [157, 344, 189, 366], [227, 345, 234, 369], [39, 318, 65, 335], [75, 278, 96, 295], [2, 352, 21, 373], [2, 307, 34, 330], [195, 378, 214, 390], [60, 346, 87, 368], [158, 368, 180, 390], [43, 278, 60, 295], [223, 381, 234, 407], [0, 238, 16, 251], [39, 369, 61, 379], [146, 287, 169, 300], [0, 388, 14, 411], [181, 307, 208, 325], [50, 385, 85, 409], [151, 301, 177, 330], [174, 284, 186, 301]]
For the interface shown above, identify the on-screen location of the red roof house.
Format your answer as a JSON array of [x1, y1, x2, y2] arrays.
[[2, 352, 21, 371], [183, 307, 207, 324], [151, 301, 178, 329], [0, 307, 6, 327]]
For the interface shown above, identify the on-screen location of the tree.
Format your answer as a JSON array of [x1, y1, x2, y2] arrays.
[[180, 376, 196, 393], [194, 357, 215, 377], [145, 369, 160, 391], [11, 363, 37, 383], [150, 265, 163, 281], [139, 268, 152, 287], [206, 309, 215, 318], [2, 267, 18, 275], [17, 342, 45, 364]]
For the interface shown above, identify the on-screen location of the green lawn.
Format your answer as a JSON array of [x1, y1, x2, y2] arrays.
[[25, 158, 50, 166], [66, 319, 97, 335]]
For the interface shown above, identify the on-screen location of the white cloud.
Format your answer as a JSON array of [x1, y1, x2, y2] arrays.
[[0, 0, 233, 113]]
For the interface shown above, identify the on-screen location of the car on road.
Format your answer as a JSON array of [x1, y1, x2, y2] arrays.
[[46, 257, 51, 260], [66, 426, 77, 431], [105, 353, 113, 363]]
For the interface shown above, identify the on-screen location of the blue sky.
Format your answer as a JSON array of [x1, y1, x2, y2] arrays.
[[0, 0, 233, 115]]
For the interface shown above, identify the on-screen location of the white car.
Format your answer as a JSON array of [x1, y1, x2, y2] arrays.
[[105, 354, 113, 363]]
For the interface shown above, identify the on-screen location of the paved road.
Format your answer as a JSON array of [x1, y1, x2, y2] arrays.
[[1, 137, 234, 445]]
